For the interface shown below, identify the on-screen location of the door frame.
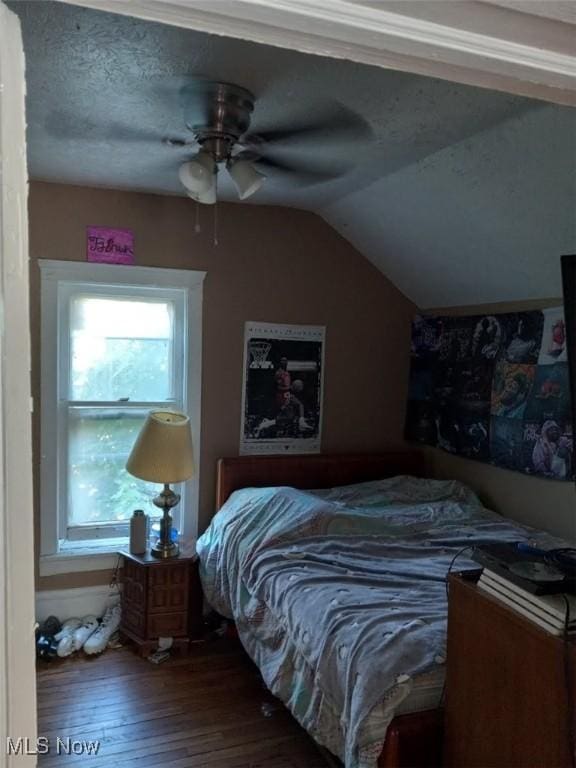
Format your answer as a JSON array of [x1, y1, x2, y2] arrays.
[[0, 2, 37, 764]]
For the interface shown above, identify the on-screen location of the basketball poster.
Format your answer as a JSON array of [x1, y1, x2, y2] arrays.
[[240, 322, 325, 455]]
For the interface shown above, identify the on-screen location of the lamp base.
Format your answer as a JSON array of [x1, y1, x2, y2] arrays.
[[150, 539, 180, 559], [151, 484, 180, 559]]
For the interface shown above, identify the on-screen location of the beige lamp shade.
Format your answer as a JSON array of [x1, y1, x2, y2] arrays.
[[126, 410, 194, 484]]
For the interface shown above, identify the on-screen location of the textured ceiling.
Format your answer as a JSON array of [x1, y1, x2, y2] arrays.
[[12, 1, 576, 306]]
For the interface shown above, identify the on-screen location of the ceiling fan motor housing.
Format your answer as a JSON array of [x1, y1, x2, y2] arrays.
[[181, 81, 255, 163]]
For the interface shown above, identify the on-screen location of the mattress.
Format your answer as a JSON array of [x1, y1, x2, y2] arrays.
[[395, 667, 444, 716]]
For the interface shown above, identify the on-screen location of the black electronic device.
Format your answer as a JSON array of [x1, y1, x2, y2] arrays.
[[473, 543, 576, 595]]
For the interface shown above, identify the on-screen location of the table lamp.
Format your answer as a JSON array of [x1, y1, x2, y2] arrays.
[[126, 410, 193, 559]]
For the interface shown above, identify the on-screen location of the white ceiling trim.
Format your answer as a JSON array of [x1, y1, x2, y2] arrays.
[[250, 0, 576, 76], [59, 0, 576, 106]]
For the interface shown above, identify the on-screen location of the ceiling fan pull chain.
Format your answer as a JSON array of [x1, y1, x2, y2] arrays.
[[213, 201, 219, 247], [194, 201, 201, 234]]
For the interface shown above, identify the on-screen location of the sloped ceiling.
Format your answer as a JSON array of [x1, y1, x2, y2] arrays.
[[11, 1, 576, 307], [324, 105, 576, 306]]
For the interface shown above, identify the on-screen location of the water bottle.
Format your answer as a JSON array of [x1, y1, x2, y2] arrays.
[[129, 510, 147, 555]]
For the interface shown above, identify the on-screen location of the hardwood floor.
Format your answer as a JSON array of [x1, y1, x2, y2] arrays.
[[37, 637, 334, 767]]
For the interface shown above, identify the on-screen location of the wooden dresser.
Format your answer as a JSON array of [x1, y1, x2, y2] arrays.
[[119, 543, 203, 656], [444, 573, 575, 768]]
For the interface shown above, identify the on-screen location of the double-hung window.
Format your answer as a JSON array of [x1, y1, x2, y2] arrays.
[[39, 261, 204, 574]]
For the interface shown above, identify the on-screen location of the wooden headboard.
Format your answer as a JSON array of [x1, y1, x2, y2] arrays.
[[216, 451, 424, 509]]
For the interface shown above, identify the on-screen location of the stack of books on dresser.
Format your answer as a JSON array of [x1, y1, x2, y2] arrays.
[[472, 542, 576, 637], [477, 568, 576, 637]]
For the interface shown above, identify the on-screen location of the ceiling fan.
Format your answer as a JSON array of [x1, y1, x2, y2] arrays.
[[166, 80, 372, 204], [43, 79, 372, 205]]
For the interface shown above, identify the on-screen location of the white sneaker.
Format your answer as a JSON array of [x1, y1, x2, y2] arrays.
[[72, 615, 99, 651], [54, 618, 82, 658], [83, 603, 121, 656]]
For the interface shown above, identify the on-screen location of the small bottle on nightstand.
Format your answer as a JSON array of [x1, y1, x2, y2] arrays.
[[129, 510, 147, 555]]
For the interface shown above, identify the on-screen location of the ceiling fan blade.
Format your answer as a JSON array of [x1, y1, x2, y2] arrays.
[[162, 136, 198, 149], [43, 111, 193, 146], [244, 104, 372, 151], [254, 156, 346, 186]]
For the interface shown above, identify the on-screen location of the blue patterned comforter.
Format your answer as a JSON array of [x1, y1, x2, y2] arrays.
[[197, 475, 561, 767]]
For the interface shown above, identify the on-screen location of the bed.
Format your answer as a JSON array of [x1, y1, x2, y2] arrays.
[[197, 452, 557, 768]]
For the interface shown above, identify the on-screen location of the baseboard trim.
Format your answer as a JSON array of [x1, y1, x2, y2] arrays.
[[36, 585, 120, 623]]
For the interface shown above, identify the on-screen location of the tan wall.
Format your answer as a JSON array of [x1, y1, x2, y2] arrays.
[[423, 299, 576, 544], [31, 182, 416, 590]]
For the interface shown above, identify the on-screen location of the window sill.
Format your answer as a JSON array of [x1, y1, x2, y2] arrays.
[[39, 538, 127, 577]]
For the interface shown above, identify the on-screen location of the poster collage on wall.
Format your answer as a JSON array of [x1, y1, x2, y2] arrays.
[[405, 307, 573, 480]]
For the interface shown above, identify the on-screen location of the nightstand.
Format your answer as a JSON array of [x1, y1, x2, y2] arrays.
[[119, 542, 203, 657]]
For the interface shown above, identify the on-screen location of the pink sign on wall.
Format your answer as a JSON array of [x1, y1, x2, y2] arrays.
[[86, 226, 135, 265]]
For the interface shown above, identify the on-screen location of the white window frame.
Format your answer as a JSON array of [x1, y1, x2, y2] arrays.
[[39, 260, 205, 576], [60, 282, 187, 542]]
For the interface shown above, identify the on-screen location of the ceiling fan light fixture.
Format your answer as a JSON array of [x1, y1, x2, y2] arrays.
[[186, 183, 216, 205], [227, 158, 266, 200], [179, 151, 216, 195]]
